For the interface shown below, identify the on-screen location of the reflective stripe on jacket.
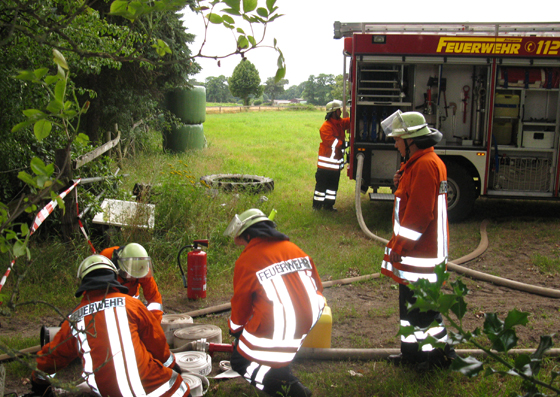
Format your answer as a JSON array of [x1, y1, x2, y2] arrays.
[[100, 246, 164, 322], [35, 290, 189, 397], [229, 238, 325, 368], [381, 147, 449, 284], [317, 117, 350, 170]]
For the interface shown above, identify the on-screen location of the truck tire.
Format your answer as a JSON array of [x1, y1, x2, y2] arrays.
[[445, 162, 476, 223], [200, 174, 274, 193]]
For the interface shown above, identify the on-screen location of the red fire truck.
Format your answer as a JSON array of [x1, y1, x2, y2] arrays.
[[335, 22, 560, 221]]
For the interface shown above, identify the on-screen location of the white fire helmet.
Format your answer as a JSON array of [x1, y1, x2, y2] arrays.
[[224, 208, 270, 238], [116, 243, 153, 279]]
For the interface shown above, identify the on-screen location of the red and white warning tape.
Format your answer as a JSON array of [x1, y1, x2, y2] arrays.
[[0, 179, 97, 299]]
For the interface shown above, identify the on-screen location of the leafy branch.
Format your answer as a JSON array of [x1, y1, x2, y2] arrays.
[[401, 263, 560, 396]]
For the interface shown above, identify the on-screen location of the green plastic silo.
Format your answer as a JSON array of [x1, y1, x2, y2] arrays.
[[163, 124, 205, 152], [165, 86, 206, 124]]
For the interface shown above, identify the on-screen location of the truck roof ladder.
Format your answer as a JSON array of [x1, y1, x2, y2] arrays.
[[333, 22, 560, 39]]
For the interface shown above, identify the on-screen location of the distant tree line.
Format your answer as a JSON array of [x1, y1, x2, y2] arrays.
[[197, 61, 346, 106]]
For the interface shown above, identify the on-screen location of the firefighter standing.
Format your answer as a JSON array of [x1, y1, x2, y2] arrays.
[[100, 243, 164, 322], [30, 255, 190, 397], [312, 100, 351, 211], [224, 209, 325, 397], [379, 110, 457, 368]]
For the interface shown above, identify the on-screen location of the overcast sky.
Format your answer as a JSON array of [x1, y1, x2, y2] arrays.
[[180, 1, 555, 87]]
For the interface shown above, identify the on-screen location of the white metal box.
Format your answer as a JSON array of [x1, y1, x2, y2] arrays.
[[522, 131, 555, 149]]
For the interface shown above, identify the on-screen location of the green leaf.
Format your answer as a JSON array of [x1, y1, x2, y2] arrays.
[[12, 119, 35, 133], [513, 354, 533, 377], [450, 296, 468, 320], [37, 175, 51, 188], [266, 0, 276, 12], [437, 293, 457, 315], [224, 0, 241, 10], [483, 313, 504, 336], [34, 68, 49, 80], [52, 49, 69, 70], [450, 355, 485, 377], [207, 13, 223, 24], [274, 66, 286, 83], [22, 109, 45, 119], [34, 119, 52, 141], [14, 70, 37, 82], [256, 7, 268, 17], [18, 171, 38, 188], [222, 7, 241, 16], [490, 328, 518, 352], [110, 0, 129, 16], [248, 35, 256, 47], [237, 35, 249, 49], [76, 133, 90, 145], [30, 157, 50, 176], [396, 324, 415, 338], [54, 79, 67, 103], [236, 27, 245, 34], [24, 204, 37, 214], [45, 75, 60, 85], [222, 14, 235, 24], [504, 309, 529, 331], [242, 0, 257, 13], [20, 223, 29, 238], [13, 240, 26, 257], [532, 334, 554, 359], [47, 99, 64, 114]]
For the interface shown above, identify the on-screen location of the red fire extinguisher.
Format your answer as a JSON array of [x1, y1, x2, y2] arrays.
[[177, 239, 209, 299]]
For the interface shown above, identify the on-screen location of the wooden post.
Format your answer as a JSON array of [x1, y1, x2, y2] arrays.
[[55, 148, 78, 239], [115, 124, 123, 168]]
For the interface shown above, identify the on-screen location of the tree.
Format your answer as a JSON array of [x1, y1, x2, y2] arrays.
[[331, 74, 348, 103], [0, 0, 286, 310], [205, 75, 232, 103], [279, 82, 305, 100], [264, 77, 288, 103], [302, 74, 335, 105], [229, 60, 262, 106]]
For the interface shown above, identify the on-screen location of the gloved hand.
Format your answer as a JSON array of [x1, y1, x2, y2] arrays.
[[31, 378, 53, 397], [229, 330, 242, 339]]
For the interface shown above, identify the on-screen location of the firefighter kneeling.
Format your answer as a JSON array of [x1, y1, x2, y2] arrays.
[[30, 255, 191, 397], [225, 209, 325, 397]]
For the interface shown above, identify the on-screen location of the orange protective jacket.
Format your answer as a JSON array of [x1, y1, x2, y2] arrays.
[[381, 147, 449, 285], [317, 117, 350, 170], [34, 289, 189, 397], [229, 238, 325, 368], [100, 246, 163, 322]]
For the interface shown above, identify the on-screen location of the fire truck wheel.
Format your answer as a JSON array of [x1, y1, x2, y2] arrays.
[[445, 162, 476, 223], [200, 174, 274, 194]]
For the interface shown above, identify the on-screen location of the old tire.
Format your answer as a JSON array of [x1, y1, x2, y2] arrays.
[[200, 174, 274, 194], [446, 161, 476, 223]]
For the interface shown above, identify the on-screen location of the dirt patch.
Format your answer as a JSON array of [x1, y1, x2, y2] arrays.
[[3, 214, 560, 395]]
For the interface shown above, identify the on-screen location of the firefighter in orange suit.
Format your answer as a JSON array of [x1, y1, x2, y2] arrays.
[[379, 111, 457, 369], [224, 209, 324, 397], [312, 100, 351, 211], [30, 255, 190, 397], [100, 243, 163, 322]]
